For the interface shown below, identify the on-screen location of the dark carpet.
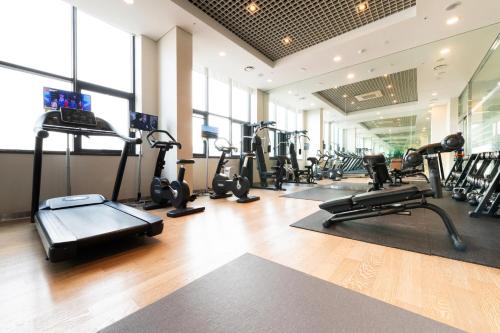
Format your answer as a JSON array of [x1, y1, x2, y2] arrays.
[[290, 189, 500, 268], [100, 254, 462, 333]]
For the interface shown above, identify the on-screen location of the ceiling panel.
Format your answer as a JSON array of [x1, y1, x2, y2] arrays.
[[361, 115, 416, 129], [187, 0, 416, 61], [316, 68, 418, 113]]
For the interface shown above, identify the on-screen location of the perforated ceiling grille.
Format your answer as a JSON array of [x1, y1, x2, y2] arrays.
[[361, 115, 416, 130], [187, 0, 416, 61], [315, 68, 417, 113]]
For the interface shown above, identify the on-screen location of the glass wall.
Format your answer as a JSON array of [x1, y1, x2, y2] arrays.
[[458, 34, 500, 154]]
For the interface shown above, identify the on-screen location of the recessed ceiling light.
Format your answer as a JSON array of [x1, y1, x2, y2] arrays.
[[123, 0, 134, 4], [347, 73, 355, 79], [383, 73, 388, 78], [282, 36, 292, 45], [351, 101, 355, 105], [356, 1, 369, 13], [218, 51, 226, 57], [358, 48, 367, 54], [426, 117, 430, 120], [246, 2, 260, 14], [379, 116, 384, 119], [393, 100, 397, 103], [266, 79, 273, 83], [310, 103, 315, 107], [387, 84, 392, 89], [287, 90, 292, 94], [432, 92, 438, 96], [343, 94, 348, 98], [333, 55, 342, 62], [333, 86, 338, 89], [368, 68, 375, 73], [440, 48, 450, 55], [390, 93, 394, 97], [244, 66, 255, 72], [446, 16, 459, 25], [377, 112, 381, 115]]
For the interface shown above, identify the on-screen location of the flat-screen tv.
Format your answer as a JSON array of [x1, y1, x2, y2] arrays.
[[43, 87, 91, 111], [130, 111, 158, 131]]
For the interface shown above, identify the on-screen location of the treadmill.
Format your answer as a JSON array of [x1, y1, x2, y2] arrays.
[[31, 109, 164, 262]]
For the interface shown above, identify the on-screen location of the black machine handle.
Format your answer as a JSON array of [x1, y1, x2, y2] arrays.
[[404, 132, 464, 168], [147, 129, 181, 149]]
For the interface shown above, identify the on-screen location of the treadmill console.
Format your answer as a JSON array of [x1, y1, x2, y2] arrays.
[[60, 107, 97, 127]]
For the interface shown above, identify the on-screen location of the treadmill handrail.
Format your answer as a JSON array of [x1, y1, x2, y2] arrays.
[[34, 111, 141, 144]]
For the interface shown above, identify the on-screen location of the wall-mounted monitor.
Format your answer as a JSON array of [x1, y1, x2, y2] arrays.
[[130, 111, 158, 131], [43, 87, 91, 111]]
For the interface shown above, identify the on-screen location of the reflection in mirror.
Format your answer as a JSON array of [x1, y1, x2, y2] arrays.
[[268, 23, 500, 160]]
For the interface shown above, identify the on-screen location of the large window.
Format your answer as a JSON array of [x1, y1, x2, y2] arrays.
[[192, 69, 253, 157], [0, 0, 135, 154], [458, 34, 500, 154]]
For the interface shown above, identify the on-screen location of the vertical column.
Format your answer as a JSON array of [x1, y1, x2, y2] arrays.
[[158, 27, 193, 185], [431, 102, 452, 174]]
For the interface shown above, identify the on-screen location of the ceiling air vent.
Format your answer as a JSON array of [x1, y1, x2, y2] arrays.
[[355, 90, 383, 102]]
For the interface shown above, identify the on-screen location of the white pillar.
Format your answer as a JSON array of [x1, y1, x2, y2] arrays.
[[158, 27, 193, 185]]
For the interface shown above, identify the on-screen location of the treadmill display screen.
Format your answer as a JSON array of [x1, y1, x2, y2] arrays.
[[130, 111, 158, 131], [43, 87, 91, 111]]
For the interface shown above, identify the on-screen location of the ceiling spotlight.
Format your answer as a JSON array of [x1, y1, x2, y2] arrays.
[[390, 93, 394, 97], [383, 73, 388, 78], [282, 36, 292, 45], [246, 2, 260, 14], [123, 0, 134, 4], [387, 84, 392, 89], [393, 100, 397, 103], [347, 73, 355, 79], [351, 101, 355, 105], [343, 94, 348, 98], [440, 48, 450, 55], [244, 66, 255, 72], [266, 79, 273, 83], [432, 92, 438, 96], [333, 85, 338, 89], [356, 1, 369, 13], [333, 55, 342, 62], [446, 16, 459, 25], [287, 90, 292, 94], [218, 51, 226, 57]]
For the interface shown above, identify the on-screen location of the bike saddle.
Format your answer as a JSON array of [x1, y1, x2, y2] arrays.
[[177, 159, 195, 164]]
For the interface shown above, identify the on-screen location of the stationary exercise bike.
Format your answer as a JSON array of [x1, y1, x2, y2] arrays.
[[210, 138, 260, 203], [144, 130, 205, 217]]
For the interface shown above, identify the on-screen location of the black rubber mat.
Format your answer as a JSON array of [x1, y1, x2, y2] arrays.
[[100, 254, 462, 333], [291, 192, 500, 268]]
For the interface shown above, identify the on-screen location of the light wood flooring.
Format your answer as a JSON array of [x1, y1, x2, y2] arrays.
[[0, 180, 499, 332]]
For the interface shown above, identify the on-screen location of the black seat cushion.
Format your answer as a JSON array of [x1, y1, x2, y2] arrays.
[[319, 195, 354, 213], [177, 159, 195, 164], [352, 185, 420, 206]]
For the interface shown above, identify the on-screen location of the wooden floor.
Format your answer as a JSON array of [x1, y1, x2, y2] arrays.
[[1, 180, 499, 332]]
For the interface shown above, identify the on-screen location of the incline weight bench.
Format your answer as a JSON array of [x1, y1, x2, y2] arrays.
[[319, 133, 467, 251]]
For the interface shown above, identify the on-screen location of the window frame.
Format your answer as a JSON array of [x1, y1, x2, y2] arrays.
[[0, 5, 136, 156], [192, 69, 251, 159]]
